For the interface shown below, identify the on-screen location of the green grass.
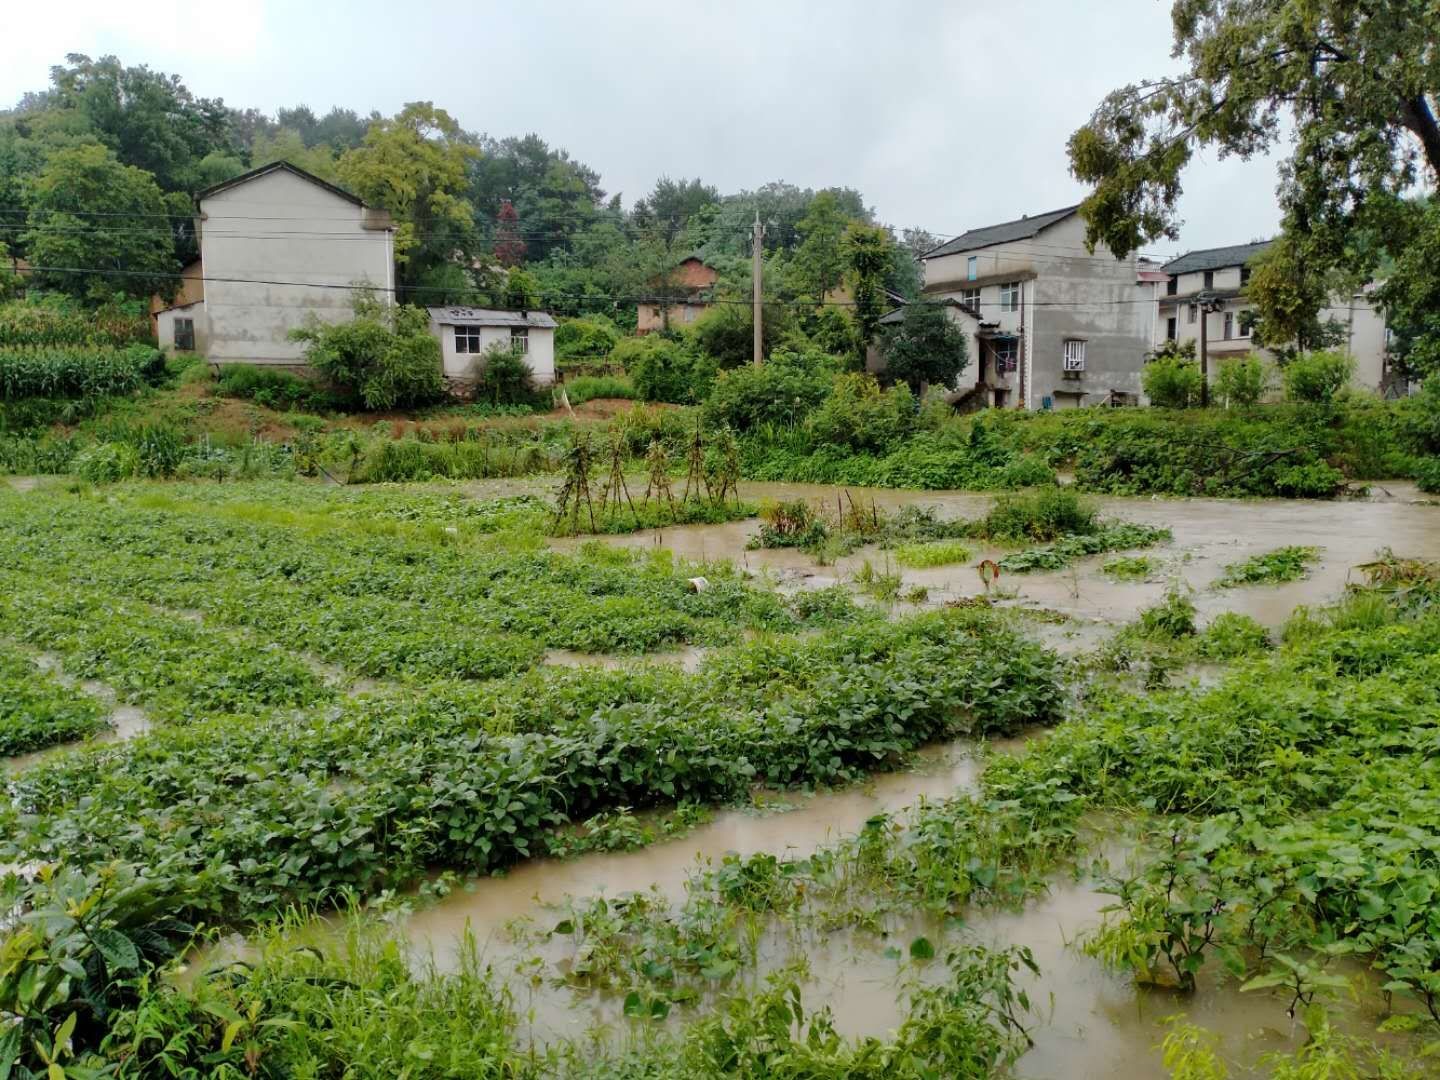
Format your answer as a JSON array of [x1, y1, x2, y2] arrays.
[[560, 373, 636, 405], [1102, 555, 1156, 581], [0, 643, 108, 755], [892, 539, 973, 568]]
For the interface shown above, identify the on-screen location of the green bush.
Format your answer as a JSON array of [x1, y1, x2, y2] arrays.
[[0, 296, 150, 348], [805, 372, 913, 452], [702, 349, 833, 431], [1416, 457, 1440, 494], [291, 296, 444, 411], [691, 301, 793, 367], [1213, 355, 1268, 407], [1142, 355, 1204, 408], [555, 316, 622, 363], [471, 342, 539, 406], [216, 363, 337, 412], [978, 487, 1097, 542], [1283, 350, 1355, 403], [620, 336, 714, 404]]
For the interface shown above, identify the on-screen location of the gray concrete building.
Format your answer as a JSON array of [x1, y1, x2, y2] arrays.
[[920, 205, 1152, 409]]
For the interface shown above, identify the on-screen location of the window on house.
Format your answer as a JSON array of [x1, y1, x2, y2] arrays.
[[1203, 270, 1215, 290], [1240, 267, 1251, 287], [992, 339, 1018, 374], [1223, 311, 1234, 340], [960, 287, 981, 312], [999, 281, 1020, 312], [1167, 316, 1177, 341], [1166, 277, 1178, 296], [173, 317, 195, 352], [682, 305, 698, 323], [1063, 339, 1086, 372], [1237, 309, 1251, 337], [510, 327, 529, 355], [966, 256, 978, 281], [1187, 304, 1197, 325], [455, 325, 483, 353]]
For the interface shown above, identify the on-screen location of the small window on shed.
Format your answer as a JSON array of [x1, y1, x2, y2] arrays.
[[455, 325, 483, 353], [173, 317, 195, 352], [510, 327, 529, 355]]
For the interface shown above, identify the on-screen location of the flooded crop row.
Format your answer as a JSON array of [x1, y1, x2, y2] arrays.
[[3, 477, 1439, 1075]]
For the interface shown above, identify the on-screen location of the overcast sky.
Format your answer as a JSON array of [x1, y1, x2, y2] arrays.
[[3, 0, 1285, 258]]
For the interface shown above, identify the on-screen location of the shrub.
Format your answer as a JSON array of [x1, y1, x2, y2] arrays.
[[805, 372, 913, 452], [555, 316, 622, 363], [619, 337, 714, 404], [703, 350, 833, 431], [291, 296, 444, 410], [1137, 588, 1198, 639], [1213, 355, 1268, 407], [216, 363, 337, 412], [691, 301, 793, 367], [471, 342, 539, 406], [1416, 457, 1440, 494], [1217, 545, 1320, 587], [1198, 612, 1270, 658], [979, 488, 1097, 542], [1142, 354, 1204, 408], [1283, 350, 1355, 403]]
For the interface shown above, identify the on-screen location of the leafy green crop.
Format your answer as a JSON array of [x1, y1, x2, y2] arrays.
[[0, 643, 107, 755], [1217, 545, 1321, 587], [997, 523, 1171, 574]]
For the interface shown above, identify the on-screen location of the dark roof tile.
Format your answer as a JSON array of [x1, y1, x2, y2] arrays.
[[922, 205, 1080, 259]]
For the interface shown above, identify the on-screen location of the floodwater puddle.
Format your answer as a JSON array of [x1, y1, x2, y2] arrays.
[[551, 482, 1440, 635], [543, 646, 708, 673]]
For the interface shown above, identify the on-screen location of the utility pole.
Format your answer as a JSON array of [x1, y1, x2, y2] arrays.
[[1198, 298, 1209, 407], [752, 211, 765, 366]]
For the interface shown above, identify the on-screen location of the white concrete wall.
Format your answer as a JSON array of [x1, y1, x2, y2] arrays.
[[438, 325, 556, 385], [199, 169, 394, 365]]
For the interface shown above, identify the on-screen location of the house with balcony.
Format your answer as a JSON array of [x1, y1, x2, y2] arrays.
[[920, 205, 1151, 409], [1157, 241, 1396, 393]]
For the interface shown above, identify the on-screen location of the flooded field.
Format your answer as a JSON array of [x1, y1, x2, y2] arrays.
[[6, 475, 1439, 1075]]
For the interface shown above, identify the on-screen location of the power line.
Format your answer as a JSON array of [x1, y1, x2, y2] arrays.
[[17, 263, 1182, 312]]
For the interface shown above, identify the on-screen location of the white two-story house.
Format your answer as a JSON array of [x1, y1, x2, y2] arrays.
[[1157, 241, 1396, 393], [155, 161, 396, 367], [919, 205, 1153, 409]]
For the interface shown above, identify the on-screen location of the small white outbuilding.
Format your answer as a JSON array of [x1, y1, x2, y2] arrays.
[[426, 307, 557, 386]]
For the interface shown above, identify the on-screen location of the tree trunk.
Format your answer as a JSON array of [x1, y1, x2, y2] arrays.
[[1400, 95, 1440, 181]]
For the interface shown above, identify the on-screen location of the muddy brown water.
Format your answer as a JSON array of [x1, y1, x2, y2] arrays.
[[548, 480, 1440, 634]]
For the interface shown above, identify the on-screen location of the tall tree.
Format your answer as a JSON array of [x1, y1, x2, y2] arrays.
[[21, 143, 178, 300], [632, 176, 719, 244], [337, 102, 478, 297], [878, 301, 969, 393], [1067, 1, 1440, 347], [844, 223, 892, 348], [494, 200, 526, 267], [46, 54, 233, 192], [791, 191, 852, 299]]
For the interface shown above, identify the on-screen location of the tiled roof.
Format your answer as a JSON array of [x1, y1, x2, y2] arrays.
[[196, 161, 366, 208], [426, 307, 558, 328], [1161, 241, 1272, 275], [922, 206, 1080, 259]]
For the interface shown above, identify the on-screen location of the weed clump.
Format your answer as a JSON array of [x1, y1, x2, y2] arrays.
[[976, 488, 1098, 542], [1217, 545, 1320, 587]]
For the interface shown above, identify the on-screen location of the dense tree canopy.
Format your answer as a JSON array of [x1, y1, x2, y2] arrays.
[[21, 144, 177, 300], [1068, 0, 1440, 357], [878, 300, 970, 393], [0, 52, 930, 332]]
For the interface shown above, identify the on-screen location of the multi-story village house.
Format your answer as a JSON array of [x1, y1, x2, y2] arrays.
[[1155, 241, 1397, 394], [918, 205, 1153, 409]]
